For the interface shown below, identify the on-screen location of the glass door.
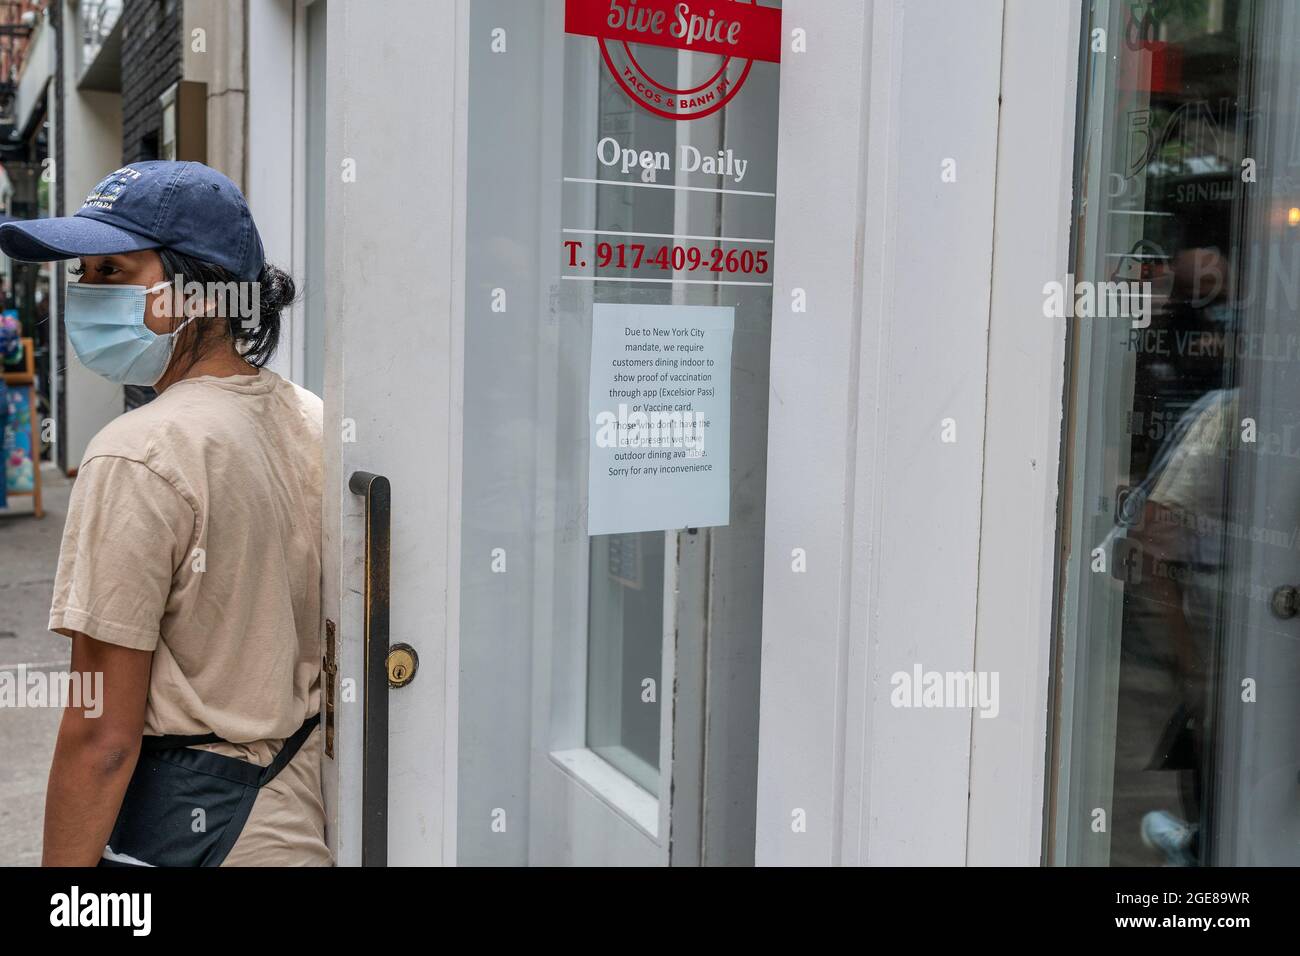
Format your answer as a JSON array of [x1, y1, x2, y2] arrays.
[[1052, 0, 1300, 865], [455, 0, 780, 865]]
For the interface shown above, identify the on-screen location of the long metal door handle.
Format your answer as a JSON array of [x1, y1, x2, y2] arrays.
[[350, 470, 390, 867]]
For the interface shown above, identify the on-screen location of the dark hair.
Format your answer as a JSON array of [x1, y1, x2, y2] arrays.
[[156, 249, 296, 374]]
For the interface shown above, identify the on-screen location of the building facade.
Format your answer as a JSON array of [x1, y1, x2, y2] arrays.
[[14, 0, 1295, 867], [313, 0, 1296, 867]]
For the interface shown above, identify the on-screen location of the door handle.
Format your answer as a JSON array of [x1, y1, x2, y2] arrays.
[[350, 470, 390, 867]]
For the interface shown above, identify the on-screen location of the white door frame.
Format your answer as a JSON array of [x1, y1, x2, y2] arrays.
[[245, 0, 296, 382], [754, 0, 1080, 866], [321, 0, 1083, 867], [326, 0, 783, 866], [322, 0, 680, 867], [322, 0, 469, 866], [968, 0, 1080, 866]]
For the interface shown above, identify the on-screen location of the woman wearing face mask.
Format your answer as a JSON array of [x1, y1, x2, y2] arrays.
[[0, 161, 331, 866]]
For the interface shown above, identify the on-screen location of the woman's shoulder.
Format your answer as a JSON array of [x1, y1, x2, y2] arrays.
[[283, 376, 323, 415], [80, 398, 177, 470], [274, 375, 323, 433], [82, 371, 322, 471], [80, 380, 235, 473]]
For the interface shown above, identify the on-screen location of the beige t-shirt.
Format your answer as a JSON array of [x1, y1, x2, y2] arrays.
[[1149, 388, 1235, 524], [49, 367, 331, 866]]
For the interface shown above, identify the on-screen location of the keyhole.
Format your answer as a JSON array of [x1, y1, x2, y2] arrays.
[[386, 644, 418, 687]]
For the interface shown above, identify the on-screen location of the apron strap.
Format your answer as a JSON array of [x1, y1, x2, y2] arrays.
[[140, 712, 321, 778], [141, 730, 225, 750], [258, 714, 319, 787]]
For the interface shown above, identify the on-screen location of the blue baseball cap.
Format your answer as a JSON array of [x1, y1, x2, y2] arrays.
[[0, 161, 265, 281]]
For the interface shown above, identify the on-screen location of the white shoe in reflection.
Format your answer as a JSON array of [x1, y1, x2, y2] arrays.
[[1141, 810, 1197, 866]]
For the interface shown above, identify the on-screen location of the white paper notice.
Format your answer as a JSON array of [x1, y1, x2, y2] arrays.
[[587, 303, 734, 536]]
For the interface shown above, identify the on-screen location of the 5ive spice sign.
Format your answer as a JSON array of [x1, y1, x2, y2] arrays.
[[565, 0, 782, 119]]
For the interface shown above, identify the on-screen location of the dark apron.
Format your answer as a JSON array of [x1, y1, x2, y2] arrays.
[[99, 714, 319, 868]]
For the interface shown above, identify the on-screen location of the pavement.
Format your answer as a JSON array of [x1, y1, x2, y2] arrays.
[[0, 464, 74, 866]]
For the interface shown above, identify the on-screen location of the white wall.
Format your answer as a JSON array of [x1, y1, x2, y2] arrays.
[[58, 0, 123, 472], [242, 0, 296, 384], [756, 0, 1051, 865], [967, 0, 1077, 866], [308, 0, 1078, 867], [14, 12, 53, 135], [183, 0, 247, 190]]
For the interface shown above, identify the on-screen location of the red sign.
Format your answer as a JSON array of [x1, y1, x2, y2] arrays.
[[565, 0, 782, 120]]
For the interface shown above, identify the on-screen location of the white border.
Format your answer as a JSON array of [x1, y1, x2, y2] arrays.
[[966, 0, 1080, 866], [549, 748, 660, 836]]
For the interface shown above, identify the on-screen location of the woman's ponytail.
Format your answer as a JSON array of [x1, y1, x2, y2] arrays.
[[157, 248, 297, 372], [236, 263, 296, 367]]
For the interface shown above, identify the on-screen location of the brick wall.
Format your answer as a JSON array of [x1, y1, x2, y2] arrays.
[[0, 0, 49, 86], [120, 0, 182, 164], [120, 0, 181, 409]]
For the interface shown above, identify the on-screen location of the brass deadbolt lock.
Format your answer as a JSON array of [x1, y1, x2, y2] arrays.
[[386, 644, 419, 688]]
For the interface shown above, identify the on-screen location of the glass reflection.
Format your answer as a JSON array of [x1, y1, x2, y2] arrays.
[[1054, 0, 1300, 866]]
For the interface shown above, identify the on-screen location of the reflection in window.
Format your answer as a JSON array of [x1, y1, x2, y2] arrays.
[[587, 532, 663, 791], [581, 44, 677, 794], [1053, 0, 1300, 865]]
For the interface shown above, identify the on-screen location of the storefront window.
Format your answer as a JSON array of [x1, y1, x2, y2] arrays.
[[1052, 0, 1300, 865], [456, 0, 779, 864]]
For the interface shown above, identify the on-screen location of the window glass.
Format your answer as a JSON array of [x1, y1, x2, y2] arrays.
[[1053, 0, 1300, 865], [456, 0, 779, 864]]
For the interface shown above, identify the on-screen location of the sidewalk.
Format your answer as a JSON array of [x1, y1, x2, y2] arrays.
[[0, 464, 74, 866]]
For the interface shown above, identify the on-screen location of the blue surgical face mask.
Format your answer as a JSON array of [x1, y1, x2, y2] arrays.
[[65, 281, 196, 386]]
